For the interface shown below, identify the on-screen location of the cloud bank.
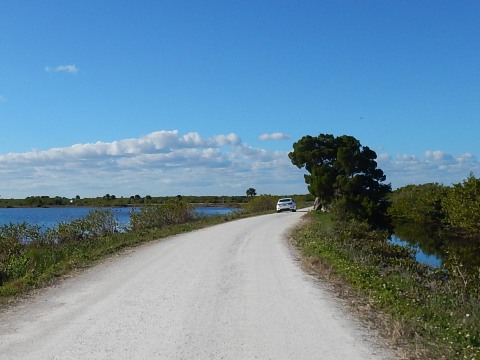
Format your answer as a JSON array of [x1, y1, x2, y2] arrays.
[[0, 130, 478, 198], [0, 131, 304, 198], [378, 150, 479, 188]]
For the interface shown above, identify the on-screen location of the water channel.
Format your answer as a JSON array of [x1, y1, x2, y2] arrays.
[[389, 234, 442, 268], [390, 220, 480, 273]]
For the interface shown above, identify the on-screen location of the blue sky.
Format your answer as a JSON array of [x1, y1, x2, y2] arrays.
[[1, 1, 479, 198]]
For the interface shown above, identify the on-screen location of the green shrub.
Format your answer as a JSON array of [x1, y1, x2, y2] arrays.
[[244, 195, 276, 213], [52, 209, 118, 244], [0, 223, 41, 284], [130, 199, 195, 231], [82, 209, 118, 239]]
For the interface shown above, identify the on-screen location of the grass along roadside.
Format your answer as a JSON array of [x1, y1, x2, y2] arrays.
[[0, 208, 243, 307], [291, 211, 479, 360]]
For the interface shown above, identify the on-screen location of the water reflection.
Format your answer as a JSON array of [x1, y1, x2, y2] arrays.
[[391, 220, 480, 273], [389, 235, 442, 268]]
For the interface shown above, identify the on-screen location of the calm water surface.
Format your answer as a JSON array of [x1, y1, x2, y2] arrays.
[[0, 206, 238, 229], [390, 220, 480, 272], [389, 234, 442, 268], [0, 207, 133, 229]]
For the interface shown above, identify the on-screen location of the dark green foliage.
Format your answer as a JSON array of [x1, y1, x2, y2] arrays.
[[289, 134, 391, 228], [442, 174, 480, 238], [289, 134, 337, 202], [23, 196, 71, 207], [246, 188, 257, 197], [390, 175, 480, 239], [388, 183, 447, 224]]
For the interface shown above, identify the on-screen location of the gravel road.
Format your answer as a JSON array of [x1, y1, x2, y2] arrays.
[[0, 210, 394, 360]]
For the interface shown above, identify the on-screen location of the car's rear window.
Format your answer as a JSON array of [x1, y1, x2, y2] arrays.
[[279, 198, 292, 203]]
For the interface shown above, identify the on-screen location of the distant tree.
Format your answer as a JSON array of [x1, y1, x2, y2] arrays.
[[289, 133, 391, 228], [144, 195, 153, 204], [129, 195, 142, 204], [246, 188, 257, 197], [25, 196, 44, 207]]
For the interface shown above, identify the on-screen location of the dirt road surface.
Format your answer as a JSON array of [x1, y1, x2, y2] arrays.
[[0, 210, 394, 359]]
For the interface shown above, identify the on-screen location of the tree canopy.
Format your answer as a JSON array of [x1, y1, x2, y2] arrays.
[[388, 183, 447, 224], [289, 134, 391, 227], [442, 173, 480, 237], [246, 188, 257, 197]]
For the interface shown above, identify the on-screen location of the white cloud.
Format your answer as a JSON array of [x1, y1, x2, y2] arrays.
[[377, 153, 390, 161], [0, 130, 305, 198], [45, 64, 79, 74], [425, 150, 453, 163], [378, 150, 480, 188], [259, 132, 291, 141]]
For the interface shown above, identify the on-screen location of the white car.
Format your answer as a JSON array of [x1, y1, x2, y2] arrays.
[[276, 198, 297, 212]]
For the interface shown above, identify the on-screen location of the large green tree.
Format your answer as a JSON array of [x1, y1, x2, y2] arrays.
[[289, 134, 391, 227]]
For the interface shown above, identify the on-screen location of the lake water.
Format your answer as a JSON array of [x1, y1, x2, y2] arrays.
[[0, 206, 238, 230]]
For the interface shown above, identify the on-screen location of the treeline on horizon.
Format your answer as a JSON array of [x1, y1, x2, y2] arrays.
[[0, 193, 314, 208]]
